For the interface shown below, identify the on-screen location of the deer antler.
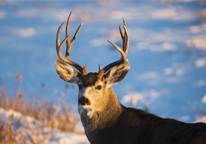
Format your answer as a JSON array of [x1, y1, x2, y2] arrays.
[[102, 18, 129, 73], [56, 10, 87, 75]]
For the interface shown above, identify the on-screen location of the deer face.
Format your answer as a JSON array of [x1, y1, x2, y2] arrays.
[[78, 73, 105, 106], [55, 59, 130, 117], [77, 73, 107, 116]]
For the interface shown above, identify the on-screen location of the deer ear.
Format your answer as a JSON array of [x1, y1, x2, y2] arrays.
[[105, 59, 130, 85], [55, 59, 81, 84]]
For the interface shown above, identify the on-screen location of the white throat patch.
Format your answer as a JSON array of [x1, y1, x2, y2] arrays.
[[78, 105, 100, 119]]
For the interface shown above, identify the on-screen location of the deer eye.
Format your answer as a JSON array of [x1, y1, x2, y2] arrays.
[[95, 85, 102, 90], [78, 85, 83, 89]]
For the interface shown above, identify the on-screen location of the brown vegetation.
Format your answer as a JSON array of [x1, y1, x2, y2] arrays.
[[0, 73, 80, 143]]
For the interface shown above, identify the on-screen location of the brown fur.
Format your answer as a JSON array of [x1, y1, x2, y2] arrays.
[[82, 73, 99, 87], [91, 106, 206, 144]]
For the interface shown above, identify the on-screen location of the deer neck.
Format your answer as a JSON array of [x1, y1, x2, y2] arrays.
[[80, 86, 123, 142], [100, 86, 123, 126]]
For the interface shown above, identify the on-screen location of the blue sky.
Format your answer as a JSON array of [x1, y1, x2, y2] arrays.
[[0, 0, 206, 122]]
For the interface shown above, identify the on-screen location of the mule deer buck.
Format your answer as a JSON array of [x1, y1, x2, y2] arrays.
[[55, 11, 206, 144]]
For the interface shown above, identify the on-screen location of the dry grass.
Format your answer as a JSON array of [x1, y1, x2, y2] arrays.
[[0, 73, 80, 143], [0, 111, 55, 144]]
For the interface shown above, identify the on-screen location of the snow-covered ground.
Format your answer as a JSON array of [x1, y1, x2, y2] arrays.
[[0, 108, 89, 144]]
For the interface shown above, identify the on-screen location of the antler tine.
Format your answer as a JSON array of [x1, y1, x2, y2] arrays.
[[97, 65, 105, 79], [122, 18, 129, 54], [65, 11, 83, 57], [56, 11, 86, 75], [119, 26, 124, 40], [66, 11, 73, 40], [119, 18, 127, 40], [56, 21, 65, 51], [103, 18, 129, 73], [65, 10, 73, 56], [107, 40, 126, 60]]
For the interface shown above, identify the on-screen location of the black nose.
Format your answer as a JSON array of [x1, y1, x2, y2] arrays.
[[78, 97, 90, 106]]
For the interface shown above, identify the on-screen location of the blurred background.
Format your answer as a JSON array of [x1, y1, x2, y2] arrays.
[[0, 0, 206, 124]]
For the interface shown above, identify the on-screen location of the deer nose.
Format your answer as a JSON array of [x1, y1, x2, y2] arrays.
[[78, 96, 90, 106]]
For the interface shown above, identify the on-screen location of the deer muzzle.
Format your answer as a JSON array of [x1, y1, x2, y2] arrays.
[[78, 96, 90, 106]]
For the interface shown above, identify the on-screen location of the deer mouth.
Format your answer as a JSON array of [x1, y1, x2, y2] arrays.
[[78, 97, 91, 106]]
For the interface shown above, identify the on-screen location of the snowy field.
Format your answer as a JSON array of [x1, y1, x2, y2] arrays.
[[0, 107, 89, 144]]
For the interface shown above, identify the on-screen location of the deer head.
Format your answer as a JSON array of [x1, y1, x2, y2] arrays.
[[55, 10, 130, 117]]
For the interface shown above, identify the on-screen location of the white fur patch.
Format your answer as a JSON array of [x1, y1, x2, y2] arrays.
[[78, 105, 99, 119]]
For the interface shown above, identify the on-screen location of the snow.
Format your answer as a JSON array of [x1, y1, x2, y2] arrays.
[[202, 95, 206, 103], [50, 131, 88, 144], [0, 108, 89, 144], [196, 116, 206, 123]]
